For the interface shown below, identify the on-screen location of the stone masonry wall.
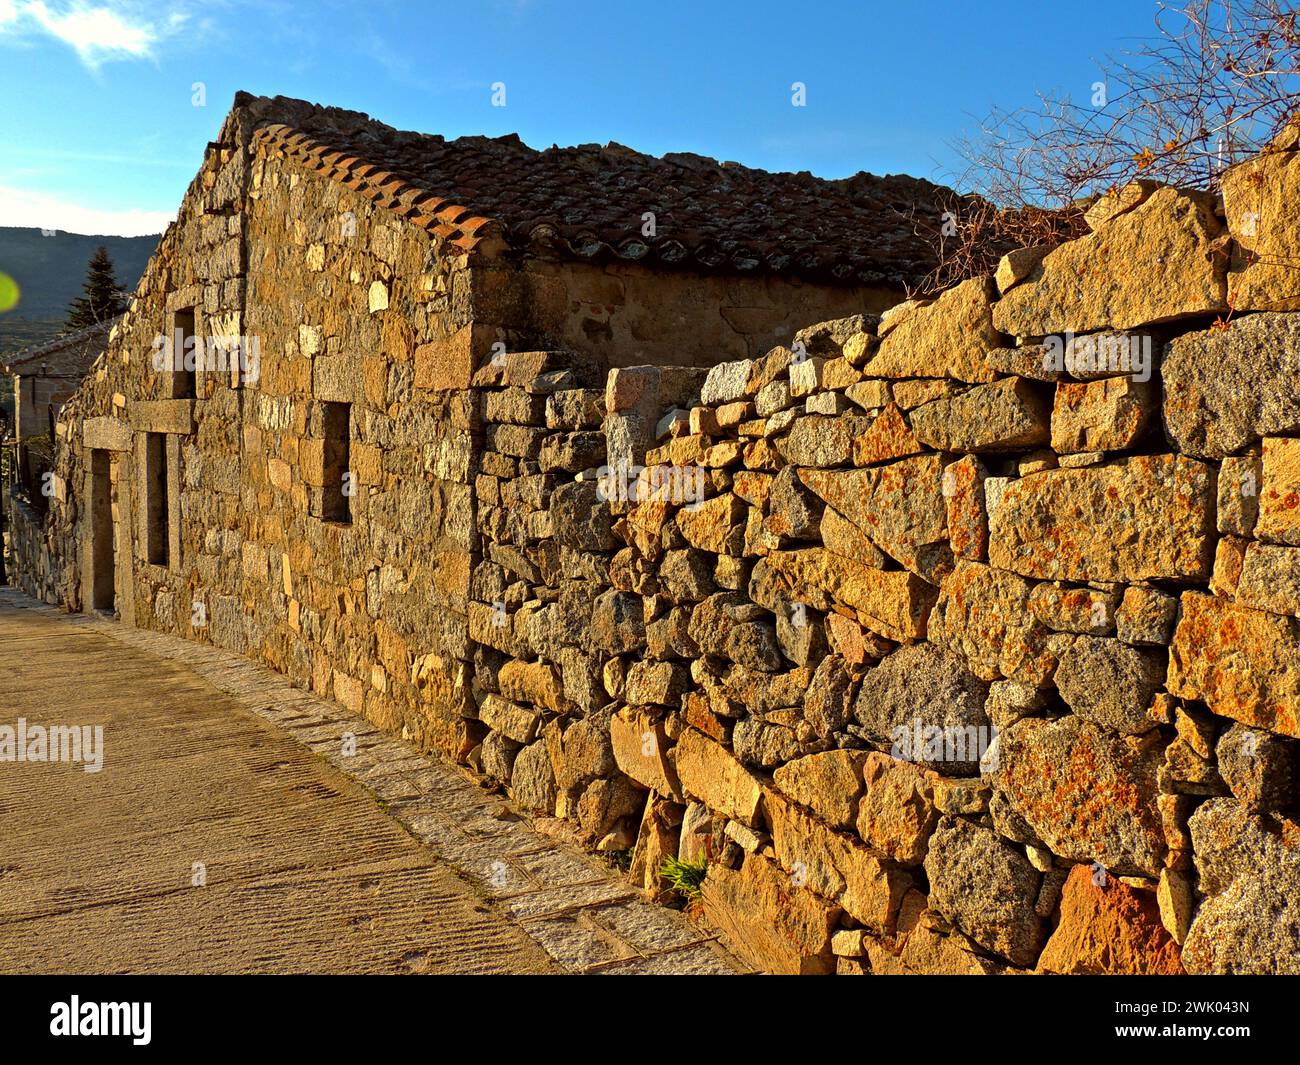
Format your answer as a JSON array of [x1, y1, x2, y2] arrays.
[[230, 134, 484, 755], [21, 116, 1300, 976], [452, 159, 1300, 976], [7, 492, 56, 602], [27, 105, 503, 765]]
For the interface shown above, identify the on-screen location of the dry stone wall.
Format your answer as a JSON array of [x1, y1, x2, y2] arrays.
[[17, 113, 1300, 976], [455, 165, 1300, 976], [7, 494, 54, 601]]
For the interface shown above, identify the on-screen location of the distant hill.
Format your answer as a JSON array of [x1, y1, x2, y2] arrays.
[[0, 227, 158, 357]]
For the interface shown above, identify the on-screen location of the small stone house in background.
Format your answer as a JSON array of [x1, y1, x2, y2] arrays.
[[3, 319, 114, 441]]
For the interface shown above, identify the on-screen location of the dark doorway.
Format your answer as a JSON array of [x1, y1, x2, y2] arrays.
[[89, 448, 115, 611]]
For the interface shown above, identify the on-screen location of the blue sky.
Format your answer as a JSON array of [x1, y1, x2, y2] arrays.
[[0, 0, 1162, 236]]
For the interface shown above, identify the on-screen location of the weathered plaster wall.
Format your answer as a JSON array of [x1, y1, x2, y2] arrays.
[[472, 255, 900, 368]]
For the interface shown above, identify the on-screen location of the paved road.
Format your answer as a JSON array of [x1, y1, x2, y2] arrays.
[[0, 590, 740, 975]]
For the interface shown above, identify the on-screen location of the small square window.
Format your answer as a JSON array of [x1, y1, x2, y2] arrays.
[[143, 432, 170, 566], [319, 401, 351, 524], [171, 308, 196, 399]]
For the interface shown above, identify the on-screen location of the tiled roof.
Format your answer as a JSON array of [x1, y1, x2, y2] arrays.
[[3, 318, 116, 374], [238, 94, 957, 287]]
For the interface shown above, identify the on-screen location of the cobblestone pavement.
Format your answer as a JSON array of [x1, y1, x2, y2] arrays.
[[0, 588, 744, 975]]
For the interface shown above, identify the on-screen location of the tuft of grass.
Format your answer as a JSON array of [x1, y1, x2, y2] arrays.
[[604, 846, 634, 872], [659, 854, 708, 901]]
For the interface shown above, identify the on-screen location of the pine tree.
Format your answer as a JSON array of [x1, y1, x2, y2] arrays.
[[65, 246, 126, 329]]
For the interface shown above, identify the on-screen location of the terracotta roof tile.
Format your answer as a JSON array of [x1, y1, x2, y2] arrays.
[[236, 92, 958, 286]]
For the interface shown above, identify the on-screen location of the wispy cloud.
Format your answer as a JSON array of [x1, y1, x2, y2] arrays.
[[0, 1, 187, 68], [0, 183, 172, 235], [5, 144, 195, 168]]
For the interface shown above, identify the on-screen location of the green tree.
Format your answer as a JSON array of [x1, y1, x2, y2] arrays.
[[65, 245, 126, 329]]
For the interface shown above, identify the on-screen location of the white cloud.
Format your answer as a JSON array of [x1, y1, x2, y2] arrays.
[[0, 1, 185, 67], [0, 184, 172, 236]]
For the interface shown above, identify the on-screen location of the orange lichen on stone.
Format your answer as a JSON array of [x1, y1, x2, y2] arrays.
[[1038, 865, 1184, 974]]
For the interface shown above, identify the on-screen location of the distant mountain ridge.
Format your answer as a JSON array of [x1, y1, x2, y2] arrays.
[[0, 227, 158, 356]]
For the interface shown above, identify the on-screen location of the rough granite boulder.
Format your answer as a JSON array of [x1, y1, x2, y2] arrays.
[[765, 464, 823, 542], [1236, 541, 1300, 617], [803, 654, 857, 738], [1162, 313, 1300, 459], [1054, 636, 1165, 735], [1221, 127, 1300, 312], [701, 617, 783, 674], [1036, 864, 1184, 974], [510, 740, 558, 814], [702, 853, 839, 975], [763, 548, 937, 641], [658, 548, 716, 603], [994, 716, 1167, 876], [732, 718, 802, 768], [772, 749, 867, 831], [550, 480, 617, 551], [1258, 436, 1300, 546], [765, 790, 912, 931], [1183, 876, 1300, 975], [1218, 453, 1262, 537], [857, 753, 940, 865], [923, 816, 1044, 967], [609, 708, 680, 799], [866, 911, 1004, 975], [1115, 585, 1178, 646], [988, 455, 1215, 583], [793, 314, 877, 357], [700, 359, 754, 406], [992, 185, 1227, 336], [1167, 591, 1300, 739], [942, 454, 988, 561], [676, 493, 745, 556], [852, 643, 991, 775], [853, 403, 924, 466], [776, 414, 866, 467], [1216, 723, 1294, 812], [1182, 799, 1300, 974], [673, 727, 764, 826], [867, 276, 1001, 384], [927, 560, 1058, 684], [909, 377, 1051, 453], [1051, 376, 1156, 454], [1027, 582, 1119, 635], [799, 455, 950, 581]]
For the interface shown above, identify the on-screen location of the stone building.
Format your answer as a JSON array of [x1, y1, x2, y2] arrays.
[[17, 93, 1300, 976], [3, 319, 113, 441], [5, 90, 945, 725]]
